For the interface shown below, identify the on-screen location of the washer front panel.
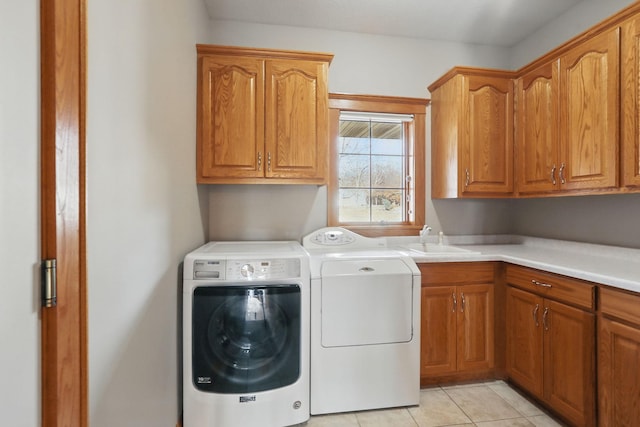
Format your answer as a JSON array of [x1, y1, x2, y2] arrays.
[[191, 284, 301, 394]]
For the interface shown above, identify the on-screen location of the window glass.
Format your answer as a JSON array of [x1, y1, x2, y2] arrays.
[[337, 117, 409, 224]]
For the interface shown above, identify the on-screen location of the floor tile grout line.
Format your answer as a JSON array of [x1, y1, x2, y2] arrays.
[[441, 382, 538, 424], [439, 385, 477, 425]]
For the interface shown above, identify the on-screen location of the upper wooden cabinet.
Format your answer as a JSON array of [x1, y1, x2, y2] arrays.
[[432, 3, 640, 198], [621, 15, 640, 188], [516, 28, 620, 195], [196, 45, 333, 184], [429, 69, 515, 198], [515, 60, 560, 194], [559, 28, 620, 191]]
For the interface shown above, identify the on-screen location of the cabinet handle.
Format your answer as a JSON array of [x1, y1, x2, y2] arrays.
[[533, 304, 540, 327], [452, 292, 457, 313], [267, 152, 272, 172], [531, 279, 552, 288], [257, 152, 262, 171], [550, 165, 557, 185], [559, 163, 566, 184], [543, 307, 550, 331], [460, 292, 465, 313], [465, 168, 470, 187]]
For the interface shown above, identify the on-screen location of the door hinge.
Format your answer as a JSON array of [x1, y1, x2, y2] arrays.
[[42, 259, 57, 308]]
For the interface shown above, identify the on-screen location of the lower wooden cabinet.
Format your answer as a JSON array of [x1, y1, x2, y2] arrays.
[[598, 286, 640, 426], [419, 263, 495, 385], [506, 266, 596, 427], [418, 261, 640, 425]]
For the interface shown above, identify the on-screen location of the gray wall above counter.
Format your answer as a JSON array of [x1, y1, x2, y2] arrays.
[[511, 194, 640, 250]]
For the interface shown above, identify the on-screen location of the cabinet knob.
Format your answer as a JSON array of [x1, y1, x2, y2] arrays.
[[452, 292, 457, 313], [533, 304, 540, 327], [550, 165, 557, 185], [559, 163, 566, 185], [257, 152, 262, 171], [267, 152, 272, 172], [465, 168, 470, 187]]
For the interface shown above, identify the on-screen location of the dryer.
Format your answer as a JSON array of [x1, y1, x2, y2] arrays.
[[182, 241, 310, 427], [302, 228, 421, 415]]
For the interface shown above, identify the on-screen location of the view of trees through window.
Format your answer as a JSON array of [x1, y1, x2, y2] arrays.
[[338, 118, 409, 223]]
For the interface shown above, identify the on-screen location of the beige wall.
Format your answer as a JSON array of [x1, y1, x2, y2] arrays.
[[0, 2, 40, 425], [87, 0, 210, 425]]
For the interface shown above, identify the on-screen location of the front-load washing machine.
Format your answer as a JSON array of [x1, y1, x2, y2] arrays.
[[182, 241, 310, 427]]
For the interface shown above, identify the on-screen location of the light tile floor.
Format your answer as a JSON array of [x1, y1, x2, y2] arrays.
[[304, 381, 566, 427]]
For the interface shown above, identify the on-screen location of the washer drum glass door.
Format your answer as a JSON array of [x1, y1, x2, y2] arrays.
[[192, 284, 300, 394]]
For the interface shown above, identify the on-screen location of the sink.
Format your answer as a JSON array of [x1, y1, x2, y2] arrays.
[[396, 243, 480, 256]]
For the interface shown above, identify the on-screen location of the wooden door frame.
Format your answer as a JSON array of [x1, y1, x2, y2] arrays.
[[40, 0, 88, 425]]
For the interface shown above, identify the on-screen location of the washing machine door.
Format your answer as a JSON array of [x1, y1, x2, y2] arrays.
[[191, 284, 301, 393]]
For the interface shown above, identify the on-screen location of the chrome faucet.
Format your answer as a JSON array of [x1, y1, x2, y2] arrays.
[[419, 225, 432, 243]]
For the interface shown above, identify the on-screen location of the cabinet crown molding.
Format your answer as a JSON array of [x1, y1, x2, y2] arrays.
[[196, 44, 334, 64]]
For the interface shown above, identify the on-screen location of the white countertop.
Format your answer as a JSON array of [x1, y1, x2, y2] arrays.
[[387, 235, 640, 293]]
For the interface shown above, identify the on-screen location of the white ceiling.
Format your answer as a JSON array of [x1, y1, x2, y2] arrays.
[[202, 0, 586, 47]]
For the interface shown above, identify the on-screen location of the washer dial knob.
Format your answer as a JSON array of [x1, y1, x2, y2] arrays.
[[240, 263, 254, 277]]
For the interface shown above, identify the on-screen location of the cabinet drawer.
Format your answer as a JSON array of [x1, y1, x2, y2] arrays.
[[506, 265, 595, 310], [419, 262, 495, 286], [600, 286, 640, 326]]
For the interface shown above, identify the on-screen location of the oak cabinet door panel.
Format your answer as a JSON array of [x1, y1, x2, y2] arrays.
[[266, 60, 328, 180], [560, 28, 619, 190], [463, 76, 514, 195], [421, 286, 457, 376], [506, 286, 543, 397], [543, 299, 596, 427], [599, 317, 640, 426], [199, 56, 264, 179], [516, 60, 560, 194], [621, 15, 640, 188], [457, 284, 494, 372]]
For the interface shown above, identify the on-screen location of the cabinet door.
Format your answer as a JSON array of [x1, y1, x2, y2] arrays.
[[430, 76, 463, 199], [420, 286, 457, 376], [198, 55, 264, 179], [516, 60, 560, 194], [265, 59, 328, 180], [457, 284, 494, 372], [543, 299, 596, 427], [559, 28, 619, 191], [461, 75, 514, 195], [621, 16, 640, 188], [506, 287, 543, 397], [598, 317, 640, 427]]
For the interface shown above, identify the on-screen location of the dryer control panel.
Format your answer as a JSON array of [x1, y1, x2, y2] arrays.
[[303, 227, 387, 249]]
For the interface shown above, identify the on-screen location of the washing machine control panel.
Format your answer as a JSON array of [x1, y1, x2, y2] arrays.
[[229, 259, 300, 280], [193, 258, 301, 280]]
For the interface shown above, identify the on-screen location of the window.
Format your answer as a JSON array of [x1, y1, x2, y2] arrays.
[[328, 94, 429, 236]]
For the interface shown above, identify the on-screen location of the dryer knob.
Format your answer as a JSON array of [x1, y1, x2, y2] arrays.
[[241, 264, 254, 277]]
